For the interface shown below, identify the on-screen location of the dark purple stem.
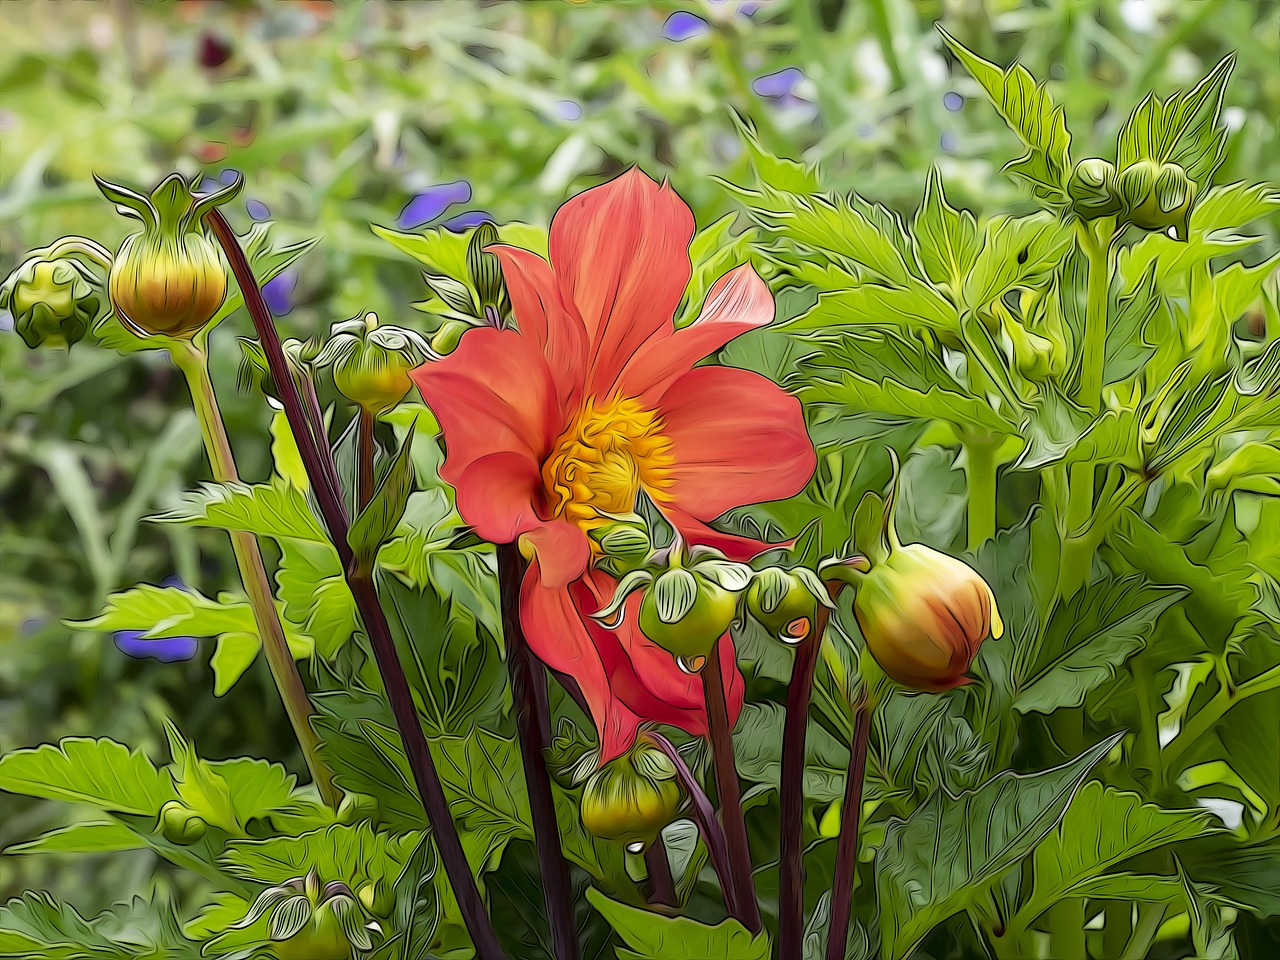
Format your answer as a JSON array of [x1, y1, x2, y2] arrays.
[[778, 603, 830, 957], [702, 642, 762, 934], [824, 697, 873, 960], [203, 209, 507, 960], [645, 835, 678, 908], [497, 544, 579, 960]]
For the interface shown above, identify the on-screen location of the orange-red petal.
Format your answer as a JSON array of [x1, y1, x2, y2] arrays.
[[548, 167, 695, 397], [658, 366, 816, 521]]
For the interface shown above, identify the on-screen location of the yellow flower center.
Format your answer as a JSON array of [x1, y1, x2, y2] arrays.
[[543, 395, 675, 534]]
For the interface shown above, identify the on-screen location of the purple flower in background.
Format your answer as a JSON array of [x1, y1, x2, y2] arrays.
[[113, 577, 199, 662], [944, 92, 964, 112], [263, 269, 298, 316], [198, 177, 221, 196], [397, 181, 472, 230], [443, 210, 494, 232], [941, 131, 958, 152], [752, 67, 804, 99], [0, 309, 13, 332], [219, 168, 242, 185], [246, 199, 271, 220], [553, 99, 583, 121], [663, 11, 710, 41]]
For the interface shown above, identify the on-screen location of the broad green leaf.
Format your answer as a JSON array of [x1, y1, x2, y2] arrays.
[[586, 888, 769, 960], [1116, 56, 1235, 186], [1016, 783, 1210, 927], [209, 757, 299, 828], [210, 632, 260, 697], [165, 720, 240, 834], [802, 370, 1014, 435], [223, 822, 424, 888], [732, 110, 823, 195], [276, 539, 357, 659], [1105, 265, 1168, 386], [270, 406, 310, 490], [963, 213, 1072, 310], [0, 738, 176, 815], [731, 703, 849, 803], [875, 734, 1120, 960], [1189, 181, 1280, 237], [1069, 874, 1188, 904], [792, 280, 957, 334], [914, 166, 979, 294], [1183, 834, 1280, 918], [939, 30, 1071, 201], [349, 426, 417, 573], [1207, 441, 1280, 497], [677, 214, 755, 328], [1014, 577, 1184, 714], [6, 820, 145, 855], [373, 221, 548, 282], [151, 478, 327, 542]]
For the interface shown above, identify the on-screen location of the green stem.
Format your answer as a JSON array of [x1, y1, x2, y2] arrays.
[[1164, 661, 1280, 767], [1045, 710, 1086, 960], [172, 341, 339, 809], [964, 435, 998, 551], [1103, 903, 1132, 960], [1120, 903, 1166, 960], [1077, 220, 1113, 416]]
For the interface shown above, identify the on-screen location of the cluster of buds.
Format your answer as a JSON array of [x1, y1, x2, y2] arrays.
[[1066, 156, 1196, 240], [313, 311, 433, 415], [424, 221, 513, 355], [234, 867, 384, 959], [578, 734, 681, 854]]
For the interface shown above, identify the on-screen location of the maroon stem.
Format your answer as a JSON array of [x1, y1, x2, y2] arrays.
[[299, 372, 345, 522], [497, 544, 579, 960], [203, 209, 508, 960], [357, 406, 375, 513], [778, 604, 830, 958], [824, 697, 873, 960], [649, 732, 738, 918], [703, 642, 762, 934], [645, 835, 678, 908]]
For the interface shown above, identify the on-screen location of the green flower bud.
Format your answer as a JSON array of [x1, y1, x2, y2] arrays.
[[1, 253, 102, 349], [430, 318, 471, 356], [1005, 318, 1065, 382], [638, 567, 739, 664], [745, 567, 825, 642], [580, 737, 680, 849], [1115, 160, 1196, 240], [314, 312, 432, 414], [852, 543, 1004, 692], [97, 173, 242, 339], [466, 221, 510, 324], [589, 516, 653, 576], [1066, 158, 1122, 220], [157, 800, 208, 845], [357, 880, 396, 920]]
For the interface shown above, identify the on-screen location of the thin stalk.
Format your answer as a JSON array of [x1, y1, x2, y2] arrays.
[[298, 372, 345, 523], [172, 341, 338, 809], [497, 544, 578, 960], [203, 209, 508, 960], [1102, 903, 1132, 960], [702, 641, 762, 935], [778, 606, 829, 957], [824, 696, 873, 960], [650, 733, 738, 921], [644, 836, 678, 909], [357, 407, 376, 513], [1120, 903, 1166, 960], [964, 435, 998, 551]]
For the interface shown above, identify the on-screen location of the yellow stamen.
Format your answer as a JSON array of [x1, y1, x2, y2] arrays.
[[543, 395, 675, 536]]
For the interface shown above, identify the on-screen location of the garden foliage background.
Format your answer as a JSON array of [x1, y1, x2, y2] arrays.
[[3, 0, 1280, 956]]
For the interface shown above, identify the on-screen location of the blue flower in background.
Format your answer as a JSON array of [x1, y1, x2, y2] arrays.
[[263, 269, 298, 316], [752, 66, 804, 99], [397, 181, 472, 230], [219, 168, 242, 185], [662, 11, 709, 41], [944, 92, 964, 112], [113, 577, 199, 662], [553, 99, 583, 121], [443, 210, 493, 232], [0, 309, 13, 332], [246, 199, 271, 220], [941, 131, 958, 152]]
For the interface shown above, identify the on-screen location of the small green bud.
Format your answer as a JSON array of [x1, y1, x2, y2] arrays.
[[638, 567, 739, 664], [1066, 158, 1122, 220], [580, 737, 680, 849], [589, 517, 653, 576], [466, 221, 510, 324], [157, 800, 208, 845], [745, 567, 823, 641], [1115, 160, 1196, 240], [1, 253, 102, 349], [314, 312, 432, 414], [430, 318, 470, 355], [97, 173, 242, 339], [1005, 318, 1065, 382]]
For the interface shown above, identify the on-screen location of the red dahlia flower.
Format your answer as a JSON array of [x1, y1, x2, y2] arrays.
[[412, 168, 815, 760]]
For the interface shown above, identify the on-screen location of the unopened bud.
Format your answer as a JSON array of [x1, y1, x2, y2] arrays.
[[315, 312, 432, 414], [1115, 160, 1195, 240], [580, 737, 680, 848], [1066, 158, 1122, 220], [1, 253, 102, 349]]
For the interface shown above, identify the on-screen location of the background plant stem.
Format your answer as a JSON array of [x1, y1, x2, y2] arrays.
[[964, 435, 998, 550], [203, 209, 508, 960], [778, 605, 829, 957], [172, 341, 339, 809], [702, 640, 762, 935], [496, 543, 579, 960], [824, 695, 873, 960], [644, 836, 678, 908]]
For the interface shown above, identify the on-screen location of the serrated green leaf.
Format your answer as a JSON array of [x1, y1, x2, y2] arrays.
[[270, 406, 310, 490], [802, 370, 1014, 435], [677, 214, 756, 328], [914, 166, 980, 294], [792, 280, 958, 334], [6, 820, 146, 855], [586, 888, 769, 960], [1116, 55, 1234, 186], [963, 213, 1072, 310], [277, 540, 357, 659], [0, 738, 176, 815], [223, 822, 423, 889], [151, 478, 327, 543], [875, 734, 1120, 960], [1014, 783, 1210, 929], [1069, 874, 1189, 904], [1014, 577, 1184, 714], [210, 757, 300, 828], [731, 702, 849, 803], [939, 30, 1071, 201], [373, 221, 548, 282]]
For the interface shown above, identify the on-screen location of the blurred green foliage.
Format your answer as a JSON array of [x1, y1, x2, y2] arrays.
[[2, 0, 1280, 923]]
